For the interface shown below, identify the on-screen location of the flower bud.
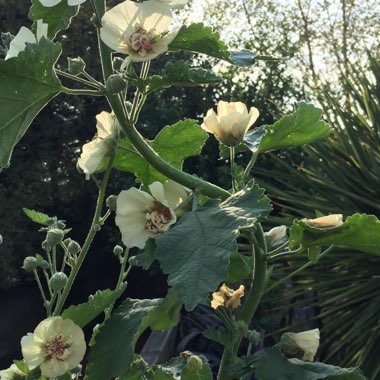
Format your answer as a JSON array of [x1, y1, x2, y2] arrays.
[[106, 195, 117, 212], [49, 272, 68, 291], [281, 329, 320, 362], [246, 329, 260, 345], [55, 220, 66, 230], [68, 240, 81, 255], [307, 214, 343, 228], [93, 224, 101, 232], [186, 355, 203, 372], [105, 74, 126, 94], [46, 217, 57, 226], [23, 257, 38, 272], [68, 57, 86, 75], [113, 245, 124, 256], [46, 229, 64, 246], [42, 240, 51, 253], [265, 225, 287, 242], [35, 254, 49, 270]]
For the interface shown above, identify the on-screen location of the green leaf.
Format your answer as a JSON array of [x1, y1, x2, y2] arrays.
[[140, 288, 182, 331], [289, 213, 380, 256], [129, 60, 222, 94], [155, 184, 272, 310], [114, 119, 208, 185], [61, 288, 124, 328], [129, 238, 157, 270], [85, 298, 162, 380], [0, 38, 62, 168], [253, 103, 331, 154], [169, 23, 263, 67], [202, 328, 229, 346], [181, 363, 212, 380], [22, 208, 51, 225], [256, 346, 366, 380], [29, 0, 79, 39], [227, 252, 253, 283], [13, 360, 30, 374]]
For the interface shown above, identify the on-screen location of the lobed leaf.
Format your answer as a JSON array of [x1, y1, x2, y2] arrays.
[[155, 184, 272, 310], [113, 119, 208, 185], [0, 38, 62, 168], [29, 0, 79, 39], [256, 346, 366, 380], [289, 213, 380, 256], [61, 288, 124, 328]]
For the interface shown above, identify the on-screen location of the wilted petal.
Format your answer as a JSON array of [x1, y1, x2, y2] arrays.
[[95, 111, 115, 139], [77, 139, 110, 178]]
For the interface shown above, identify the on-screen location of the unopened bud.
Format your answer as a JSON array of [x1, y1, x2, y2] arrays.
[[246, 329, 260, 345], [55, 220, 66, 230], [46, 229, 64, 246], [23, 257, 38, 272], [46, 217, 57, 226], [186, 355, 203, 372], [68, 240, 81, 255], [36, 254, 49, 270], [113, 245, 124, 256], [68, 57, 86, 75], [93, 224, 101, 232], [265, 225, 287, 243], [106, 74, 126, 94], [50, 272, 68, 291], [42, 240, 51, 252], [106, 195, 117, 212]]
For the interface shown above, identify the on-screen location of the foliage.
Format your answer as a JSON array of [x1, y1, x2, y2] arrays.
[[258, 53, 380, 378]]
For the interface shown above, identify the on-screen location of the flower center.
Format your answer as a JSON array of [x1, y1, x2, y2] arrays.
[[129, 25, 154, 57], [44, 334, 71, 360], [145, 202, 173, 234]]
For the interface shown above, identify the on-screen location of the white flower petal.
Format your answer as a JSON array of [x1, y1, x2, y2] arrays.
[[115, 213, 153, 248], [247, 107, 260, 128], [117, 188, 155, 215], [68, 0, 86, 5], [149, 182, 167, 206], [40, 0, 61, 6], [163, 180, 188, 209], [36, 20, 48, 41], [95, 111, 114, 139], [5, 26, 36, 60], [139, 0, 173, 33], [308, 214, 343, 228], [77, 139, 109, 177], [201, 109, 219, 134], [41, 357, 70, 378], [21, 333, 45, 369]]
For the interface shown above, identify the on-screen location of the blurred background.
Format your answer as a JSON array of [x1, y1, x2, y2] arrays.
[[0, 0, 379, 378]]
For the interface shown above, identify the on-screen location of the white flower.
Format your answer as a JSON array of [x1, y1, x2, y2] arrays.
[[307, 214, 343, 228], [5, 20, 48, 60], [77, 111, 117, 179], [281, 328, 320, 362], [155, 0, 189, 8], [21, 317, 86, 378], [0, 364, 25, 380], [39, 0, 86, 7], [100, 0, 178, 62], [115, 180, 188, 248], [265, 225, 287, 243], [201, 101, 260, 147]]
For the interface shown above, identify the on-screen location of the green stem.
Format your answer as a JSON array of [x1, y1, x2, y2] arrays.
[[230, 146, 236, 192], [53, 157, 114, 316], [33, 269, 49, 314], [62, 87, 104, 96], [264, 244, 334, 294], [217, 226, 267, 380], [244, 152, 258, 177], [105, 248, 130, 320], [109, 94, 230, 199], [56, 69, 101, 89]]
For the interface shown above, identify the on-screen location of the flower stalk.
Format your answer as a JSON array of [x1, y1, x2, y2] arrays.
[[53, 156, 115, 316]]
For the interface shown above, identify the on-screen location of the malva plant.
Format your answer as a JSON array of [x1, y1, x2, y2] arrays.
[[0, 0, 379, 379]]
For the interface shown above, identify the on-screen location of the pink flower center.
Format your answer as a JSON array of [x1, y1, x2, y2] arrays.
[[145, 202, 173, 234], [129, 25, 154, 57], [44, 334, 71, 360]]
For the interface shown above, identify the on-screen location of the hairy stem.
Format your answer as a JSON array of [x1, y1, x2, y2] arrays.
[[53, 157, 114, 316]]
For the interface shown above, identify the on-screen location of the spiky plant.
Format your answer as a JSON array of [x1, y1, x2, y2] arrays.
[[256, 52, 380, 379]]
